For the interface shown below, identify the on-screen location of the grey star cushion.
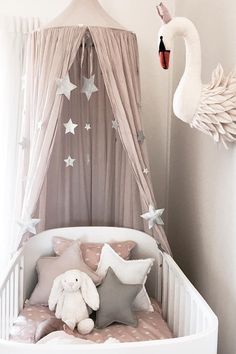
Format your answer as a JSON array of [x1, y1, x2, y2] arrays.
[[96, 267, 142, 329]]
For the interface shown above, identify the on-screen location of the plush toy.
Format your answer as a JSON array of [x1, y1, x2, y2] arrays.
[[48, 269, 100, 335]]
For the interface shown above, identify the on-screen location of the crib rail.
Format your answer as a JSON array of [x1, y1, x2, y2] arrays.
[[0, 250, 24, 340], [162, 253, 218, 338]]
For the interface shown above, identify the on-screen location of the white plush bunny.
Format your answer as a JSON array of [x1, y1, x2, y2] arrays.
[[48, 270, 99, 335]]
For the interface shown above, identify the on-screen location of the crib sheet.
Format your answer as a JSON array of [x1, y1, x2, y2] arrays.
[[9, 299, 173, 344]]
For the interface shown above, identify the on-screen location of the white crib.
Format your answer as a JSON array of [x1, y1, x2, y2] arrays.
[[0, 227, 218, 354]]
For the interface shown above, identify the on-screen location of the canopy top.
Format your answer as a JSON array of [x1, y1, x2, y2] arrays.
[[44, 0, 126, 30]]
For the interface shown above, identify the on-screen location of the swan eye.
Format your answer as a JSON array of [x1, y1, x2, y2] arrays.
[[76, 279, 78, 282]]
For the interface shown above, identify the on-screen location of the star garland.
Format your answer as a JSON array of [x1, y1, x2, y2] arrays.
[[56, 74, 77, 101], [137, 130, 145, 144], [64, 119, 78, 135], [18, 216, 40, 235], [64, 156, 76, 167], [85, 123, 92, 131], [141, 205, 164, 229], [82, 75, 98, 101]]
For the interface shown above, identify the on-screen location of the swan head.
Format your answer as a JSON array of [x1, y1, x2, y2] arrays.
[[158, 17, 189, 70], [157, 2, 173, 69], [157, 4, 200, 70]]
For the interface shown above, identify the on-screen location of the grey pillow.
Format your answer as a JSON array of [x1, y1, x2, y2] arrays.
[[29, 240, 101, 305], [96, 267, 142, 329]]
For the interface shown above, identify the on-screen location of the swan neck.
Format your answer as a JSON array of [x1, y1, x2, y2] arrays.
[[182, 24, 201, 77]]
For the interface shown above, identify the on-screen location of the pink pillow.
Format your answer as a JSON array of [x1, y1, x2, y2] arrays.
[[53, 237, 136, 271], [29, 241, 100, 305]]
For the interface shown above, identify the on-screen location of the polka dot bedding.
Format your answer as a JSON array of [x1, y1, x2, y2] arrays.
[[9, 299, 173, 344]]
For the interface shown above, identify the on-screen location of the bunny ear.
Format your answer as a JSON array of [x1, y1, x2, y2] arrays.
[[80, 273, 100, 311], [48, 274, 64, 311]]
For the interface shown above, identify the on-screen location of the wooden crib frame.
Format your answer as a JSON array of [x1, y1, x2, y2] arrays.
[[0, 227, 218, 354]]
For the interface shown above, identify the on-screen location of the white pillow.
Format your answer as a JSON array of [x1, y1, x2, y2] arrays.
[[96, 244, 154, 312]]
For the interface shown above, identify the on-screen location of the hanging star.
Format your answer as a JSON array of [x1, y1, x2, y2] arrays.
[[64, 156, 76, 167], [112, 120, 119, 130], [81, 75, 98, 101], [18, 138, 29, 150], [18, 217, 40, 235], [143, 168, 149, 175], [141, 205, 164, 229], [56, 74, 77, 100], [137, 131, 145, 144], [85, 123, 92, 131], [64, 119, 78, 135]]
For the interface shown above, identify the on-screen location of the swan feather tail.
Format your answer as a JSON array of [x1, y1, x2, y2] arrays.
[[191, 65, 236, 148]]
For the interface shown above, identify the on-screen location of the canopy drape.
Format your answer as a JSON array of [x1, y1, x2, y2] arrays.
[[15, 26, 171, 254], [42, 46, 144, 231], [0, 16, 40, 270]]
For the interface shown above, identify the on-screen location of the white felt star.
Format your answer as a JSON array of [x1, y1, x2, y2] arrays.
[[64, 156, 76, 167], [64, 119, 78, 135], [56, 74, 77, 100], [141, 205, 164, 229], [82, 75, 98, 101], [18, 138, 29, 150], [85, 123, 92, 131], [143, 168, 149, 175], [112, 120, 119, 130], [137, 131, 145, 144], [18, 217, 40, 235]]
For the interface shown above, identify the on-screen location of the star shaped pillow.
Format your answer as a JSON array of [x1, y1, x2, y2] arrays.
[[96, 267, 142, 329], [96, 244, 154, 312], [29, 241, 100, 305]]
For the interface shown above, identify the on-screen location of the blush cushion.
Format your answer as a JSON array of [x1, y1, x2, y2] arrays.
[[29, 241, 101, 306], [53, 237, 136, 270]]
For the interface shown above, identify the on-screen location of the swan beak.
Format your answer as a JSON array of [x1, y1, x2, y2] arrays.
[[159, 50, 170, 70], [159, 36, 170, 70]]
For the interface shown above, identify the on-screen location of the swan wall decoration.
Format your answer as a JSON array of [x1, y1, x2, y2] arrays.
[[157, 2, 236, 149]]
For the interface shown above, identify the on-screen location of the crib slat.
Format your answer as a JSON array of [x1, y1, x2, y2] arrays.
[[178, 285, 185, 336], [2, 288, 6, 340], [162, 260, 169, 320], [19, 257, 24, 311], [190, 300, 198, 334], [173, 279, 180, 336], [196, 307, 204, 332], [10, 272, 14, 328], [5, 280, 10, 339], [183, 290, 191, 336], [167, 268, 175, 331], [157, 258, 163, 303], [14, 263, 19, 319]]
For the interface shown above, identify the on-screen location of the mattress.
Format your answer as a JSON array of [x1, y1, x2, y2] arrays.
[[10, 299, 173, 344]]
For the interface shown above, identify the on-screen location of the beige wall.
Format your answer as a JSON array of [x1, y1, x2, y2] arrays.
[[168, 1, 236, 354], [0, 0, 174, 211]]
